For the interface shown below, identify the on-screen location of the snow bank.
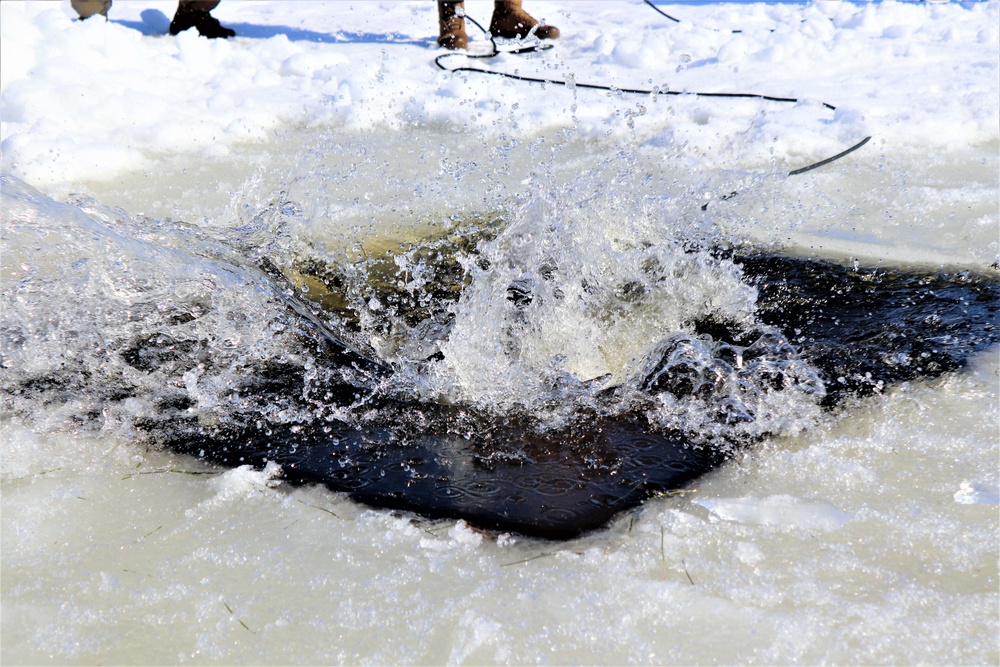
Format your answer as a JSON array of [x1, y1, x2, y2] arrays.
[[2, 0, 997, 191]]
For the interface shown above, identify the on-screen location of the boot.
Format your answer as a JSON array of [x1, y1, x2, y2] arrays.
[[489, 0, 559, 41], [437, 1, 469, 50], [169, 2, 236, 39]]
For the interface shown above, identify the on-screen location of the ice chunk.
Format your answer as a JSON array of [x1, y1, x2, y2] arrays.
[[696, 494, 851, 531], [953, 480, 999, 505]]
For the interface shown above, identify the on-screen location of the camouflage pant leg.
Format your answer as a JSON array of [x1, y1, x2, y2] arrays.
[[71, 0, 111, 19]]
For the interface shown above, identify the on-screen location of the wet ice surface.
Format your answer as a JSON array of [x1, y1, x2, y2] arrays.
[[2, 356, 997, 665], [3, 137, 997, 667], [2, 0, 999, 664]]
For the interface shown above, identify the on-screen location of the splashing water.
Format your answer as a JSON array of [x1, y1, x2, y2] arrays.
[[2, 149, 827, 455], [1, 173, 350, 436]]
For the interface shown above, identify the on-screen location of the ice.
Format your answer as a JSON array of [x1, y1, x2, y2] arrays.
[[695, 494, 853, 531], [954, 481, 1000, 505], [199, 461, 284, 508], [2, 1, 998, 664]]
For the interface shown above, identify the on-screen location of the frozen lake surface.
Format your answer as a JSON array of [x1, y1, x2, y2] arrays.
[[2, 1, 998, 664]]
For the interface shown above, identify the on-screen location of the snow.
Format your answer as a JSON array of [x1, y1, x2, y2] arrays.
[[2, 1, 997, 192]]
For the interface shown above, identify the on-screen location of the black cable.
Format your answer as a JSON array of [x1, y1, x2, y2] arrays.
[[698, 135, 873, 210], [434, 5, 870, 178], [788, 135, 871, 176], [436, 58, 836, 113], [641, 0, 681, 24]]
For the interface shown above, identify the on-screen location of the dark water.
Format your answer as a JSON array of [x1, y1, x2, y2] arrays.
[[5, 172, 996, 538]]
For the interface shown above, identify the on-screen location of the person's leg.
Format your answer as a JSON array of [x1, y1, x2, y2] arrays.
[[437, 1, 468, 50], [178, 0, 220, 10], [169, 0, 235, 38], [71, 0, 111, 20], [489, 0, 559, 40]]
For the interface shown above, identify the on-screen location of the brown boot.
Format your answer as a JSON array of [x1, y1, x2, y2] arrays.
[[437, 1, 469, 50], [489, 0, 559, 40]]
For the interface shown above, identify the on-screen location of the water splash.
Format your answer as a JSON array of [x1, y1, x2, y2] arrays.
[[1, 174, 353, 436], [1, 158, 826, 451]]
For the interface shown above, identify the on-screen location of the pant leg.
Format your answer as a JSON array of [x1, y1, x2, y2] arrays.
[[71, 0, 111, 19], [178, 1, 221, 12]]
